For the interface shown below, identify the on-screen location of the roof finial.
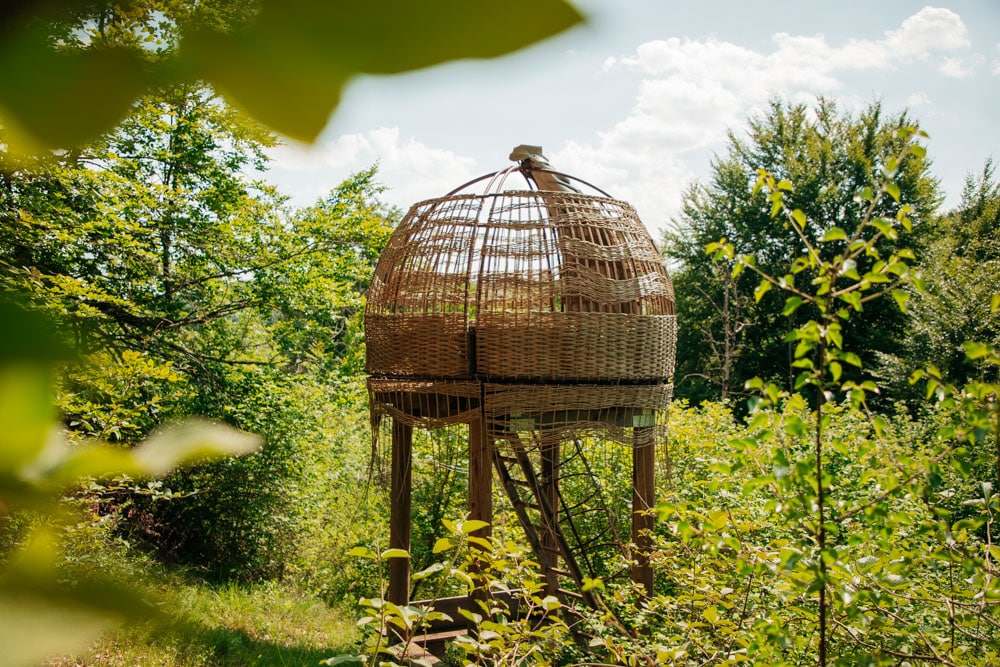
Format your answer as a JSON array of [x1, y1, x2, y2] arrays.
[[509, 144, 580, 193]]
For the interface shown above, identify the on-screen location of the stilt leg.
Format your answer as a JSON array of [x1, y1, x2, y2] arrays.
[[389, 420, 413, 606], [632, 425, 655, 594], [468, 416, 492, 604], [468, 416, 492, 539]]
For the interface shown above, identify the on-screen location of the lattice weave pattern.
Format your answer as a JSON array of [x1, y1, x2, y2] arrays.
[[366, 189, 676, 387]]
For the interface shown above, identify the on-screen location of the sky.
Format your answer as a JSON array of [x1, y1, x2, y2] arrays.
[[265, 1, 999, 236]]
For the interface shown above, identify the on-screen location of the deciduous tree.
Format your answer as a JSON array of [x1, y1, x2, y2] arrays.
[[664, 98, 940, 406]]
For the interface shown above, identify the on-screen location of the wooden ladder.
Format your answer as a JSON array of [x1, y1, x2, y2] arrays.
[[491, 433, 631, 612]]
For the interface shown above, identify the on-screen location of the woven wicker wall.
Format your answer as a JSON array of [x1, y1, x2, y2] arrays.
[[365, 189, 676, 385]]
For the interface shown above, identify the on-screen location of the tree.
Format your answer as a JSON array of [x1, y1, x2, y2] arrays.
[[0, 77, 397, 577], [882, 160, 1000, 392], [663, 98, 940, 406]]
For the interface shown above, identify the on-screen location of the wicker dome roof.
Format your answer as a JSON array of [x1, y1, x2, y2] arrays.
[[365, 154, 676, 386]]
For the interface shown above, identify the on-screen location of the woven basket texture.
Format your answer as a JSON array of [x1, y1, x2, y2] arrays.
[[366, 190, 676, 383], [366, 183, 677, 460]]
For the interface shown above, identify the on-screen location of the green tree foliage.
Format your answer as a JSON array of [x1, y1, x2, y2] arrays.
[[1, 83, 278, 374], [883, 160, 1000, 392], [1, 74, 397, 577], [325, 122, 998, 667], [664, 98, 940, 406]]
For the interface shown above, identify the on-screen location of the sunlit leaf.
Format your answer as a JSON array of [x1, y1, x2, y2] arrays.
[[963, 341, 990, 360], [791, 209, 807, 229], [432, 537, 456, 554], [381, 548, 410, 559], [466, 536, 493, 551], [839, 291, 862, 312], [891, 289, 910, 313], [842, 352, 862, 367], [454, 519, 488, 535], [131, 419, 261, 476], [702, 605, 718, 623], [181, 0, 584, 142], [829, 361, 842, 383], [754, 280, 771, 303], [450, 568, 474, 588], [827, 325, 843, 349], [348, 546, 377, 559], [0, 365, 54, 473], [413, 562, 445, 580], [885, 182, 901, 203], [540, 595, 561, 611], [782, 296, 804, 317], [323, 653, 366, 665], [821, 227, 847, 242]]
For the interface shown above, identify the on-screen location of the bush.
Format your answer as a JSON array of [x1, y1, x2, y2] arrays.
[[132, 370, 328, 581]]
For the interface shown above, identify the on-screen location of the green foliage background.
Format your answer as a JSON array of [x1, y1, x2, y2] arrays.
[[2, 2, 1000, 666]]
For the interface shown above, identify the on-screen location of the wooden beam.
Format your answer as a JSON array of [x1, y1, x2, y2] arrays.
[[632, 425, 656, 594], [468, 416, 492, 609], [468, 416, 492, 539], [389, 420, 413, 606]]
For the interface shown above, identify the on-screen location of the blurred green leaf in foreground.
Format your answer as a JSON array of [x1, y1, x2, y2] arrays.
[[0, 297, 261, 667], [0, 0, 584, 154]]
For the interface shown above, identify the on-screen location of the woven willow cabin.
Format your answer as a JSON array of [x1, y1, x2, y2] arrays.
[[366, 146, 676, 607]]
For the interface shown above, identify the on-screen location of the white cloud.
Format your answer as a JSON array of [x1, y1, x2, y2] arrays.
[[608, 7, 969, 78], [268, 128, 477, 211], [883, 6, 970, 58], [937, 57, 972, 78], [565, 6, 971, 231], [907, 92, 931, 107]]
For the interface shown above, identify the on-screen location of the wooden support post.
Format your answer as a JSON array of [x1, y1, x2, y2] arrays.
[[468, 416, 492, 538], [389, 419, 413, 606], [468, 416, 492, 607], [632, 425, 656, 594]]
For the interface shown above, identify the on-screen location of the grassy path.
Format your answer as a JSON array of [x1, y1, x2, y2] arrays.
[[47, 580, 357, 666]]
